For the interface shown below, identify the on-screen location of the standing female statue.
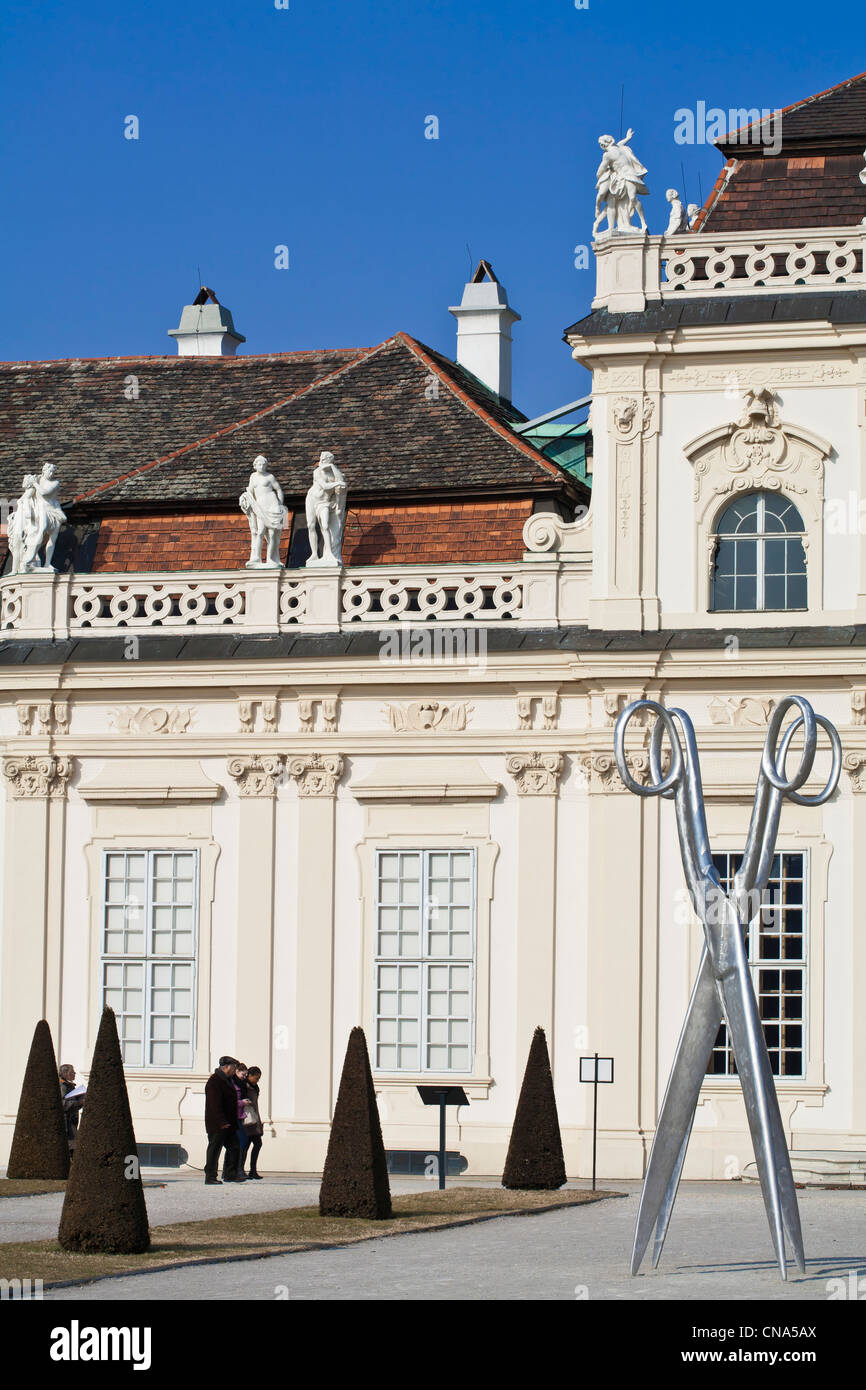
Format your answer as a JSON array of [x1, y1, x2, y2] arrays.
[[8, 464, 66, 574], [239, 456, 287, 568]]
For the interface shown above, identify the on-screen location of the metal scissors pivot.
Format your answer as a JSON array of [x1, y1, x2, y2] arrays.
[[614, 696, 841, 1280]]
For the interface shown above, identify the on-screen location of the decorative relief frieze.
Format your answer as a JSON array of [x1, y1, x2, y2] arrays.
[[602, 691, 647, 727], [226, 754, 284, 797], [287, 752, 344, 797], [666, 363, 852, 392], [506, 751, 564, 795], [3, 754, 74, 798], [851, 690, 866, 726], [384, 701, 472, 732], [708, 696, 775, 728], [110, 706, 193, 735]]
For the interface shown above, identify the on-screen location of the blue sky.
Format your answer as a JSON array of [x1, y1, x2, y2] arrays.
[[1, 0, 862, 413]]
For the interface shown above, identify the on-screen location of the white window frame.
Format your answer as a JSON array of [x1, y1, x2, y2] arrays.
[[711, 492, 807, 613], [99, 848, 200, 1070], [708, 849, 808, 1081], [373, 847, 476, 1076]]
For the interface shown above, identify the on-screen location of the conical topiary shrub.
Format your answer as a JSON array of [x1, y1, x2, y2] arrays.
[[58, 1008, 150, 1253], [7, 1020, 70, 1180], [502, 1026, 567, 1190], [319, 1026, 392, 1219]]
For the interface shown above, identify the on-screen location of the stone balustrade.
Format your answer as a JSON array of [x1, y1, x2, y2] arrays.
[[592, 225, 866, 313], [0, 554, 592, 640]]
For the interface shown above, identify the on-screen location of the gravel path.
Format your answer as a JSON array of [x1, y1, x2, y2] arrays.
[[36, 1182, 866, 1302]]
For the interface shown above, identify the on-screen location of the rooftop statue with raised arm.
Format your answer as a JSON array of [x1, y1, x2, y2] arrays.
[[8, 463, 67, 575], [239, 455, 287, 569], [305, 450, 347, 567], [592, 128, 649, 237]]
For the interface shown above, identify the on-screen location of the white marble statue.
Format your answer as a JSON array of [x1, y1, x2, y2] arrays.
[[305, 451, 347, 567], [665, 189, 688, 235], [239, 456, 287, 568], [687, 203, 701, 229], [592, 128, 649, 237], [8, 463, 66, 574]]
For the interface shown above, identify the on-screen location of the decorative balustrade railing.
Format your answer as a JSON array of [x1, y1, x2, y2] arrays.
[[0, 558, 590, 640], [590, 224, 866, 313]]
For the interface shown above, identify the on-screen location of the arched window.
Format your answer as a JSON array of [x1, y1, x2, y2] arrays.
[[711, 493, 806, 612]]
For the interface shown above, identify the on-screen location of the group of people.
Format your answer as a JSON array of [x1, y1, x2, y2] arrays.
[[204, 1057, 264, 1184]]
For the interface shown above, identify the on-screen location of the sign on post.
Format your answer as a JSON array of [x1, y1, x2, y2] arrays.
[[416, 1085, 469, 1190], [579, 1054, 614, 1190]]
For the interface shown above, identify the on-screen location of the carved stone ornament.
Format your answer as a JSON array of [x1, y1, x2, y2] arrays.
[[226, 754, 284, 797], [3, 754, 74, 798], [578, 749, 665, 793], [851, 690, 866, 726], [298, 696, 339, 733], [665, 188, 688, 235], [843, 751, 866, 792], [110, 706, 193, 735], [287, 752, 344, 797], [708, 696, 775, 728], [686, 385, 831, 505], [516, 694, 559, 731], [506, 752, 564, 795], [385, 701, 472, 732]]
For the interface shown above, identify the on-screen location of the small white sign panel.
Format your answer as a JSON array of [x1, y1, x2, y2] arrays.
[[579, 1056, 614, 1084]]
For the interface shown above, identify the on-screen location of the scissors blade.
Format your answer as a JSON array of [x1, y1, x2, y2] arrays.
[[632, 947, 721, 1275], [716, 954, 805, 1279]]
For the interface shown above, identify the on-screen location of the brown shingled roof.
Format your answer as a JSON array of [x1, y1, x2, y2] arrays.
[[65, 333, 575, 509], [700, 71, 866, 232]]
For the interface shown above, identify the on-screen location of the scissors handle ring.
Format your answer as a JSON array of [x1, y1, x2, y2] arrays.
[[761, 696, 818, 793], [785, 713, 842, 806], [614, 700, 682, 797]]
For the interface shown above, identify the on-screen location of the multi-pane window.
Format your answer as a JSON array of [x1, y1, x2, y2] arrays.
[[711, 493, 806, 612], [101, 850, 198, 1067], [707, 852, 807, 1079], [374, 850, 474, 1073]]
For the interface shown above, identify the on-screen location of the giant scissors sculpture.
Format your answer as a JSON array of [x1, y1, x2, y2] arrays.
[[614, 697, 841, 1280]]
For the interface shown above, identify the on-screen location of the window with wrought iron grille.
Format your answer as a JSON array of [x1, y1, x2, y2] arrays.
[[100, 850, 198, 1068], [711, 492, 807, 612], [374, 849, 475, 1073], [706, 851, 806, 1079]]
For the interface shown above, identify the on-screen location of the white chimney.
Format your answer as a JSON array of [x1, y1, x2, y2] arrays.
[[168, 289, 245, 356], [449, 260, 520, 400]]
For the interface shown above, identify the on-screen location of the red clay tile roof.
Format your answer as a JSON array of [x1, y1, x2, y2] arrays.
[[699, 71, 866, 231]]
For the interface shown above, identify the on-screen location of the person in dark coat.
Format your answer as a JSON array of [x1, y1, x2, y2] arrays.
[[222, 1062, 249, 1181], [240, 1066, 264, 1179], [59, 1064, 84, 1154], [204, 1057, 240, 1185]]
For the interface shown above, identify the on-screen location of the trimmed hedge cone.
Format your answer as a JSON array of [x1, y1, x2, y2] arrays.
[[502, 1026, 567, 1190], [58, 1008, 150, 1253], [7, 1019, 70, 1180], [319, 1026, 392, 1219]]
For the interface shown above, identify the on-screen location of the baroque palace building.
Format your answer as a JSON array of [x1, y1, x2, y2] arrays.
[[2, 72, 866, 1181]]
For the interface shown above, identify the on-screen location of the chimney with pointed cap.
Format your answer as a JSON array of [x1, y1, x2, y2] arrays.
[[168, 288, 245, 356], [449, 260, 520, 401]]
